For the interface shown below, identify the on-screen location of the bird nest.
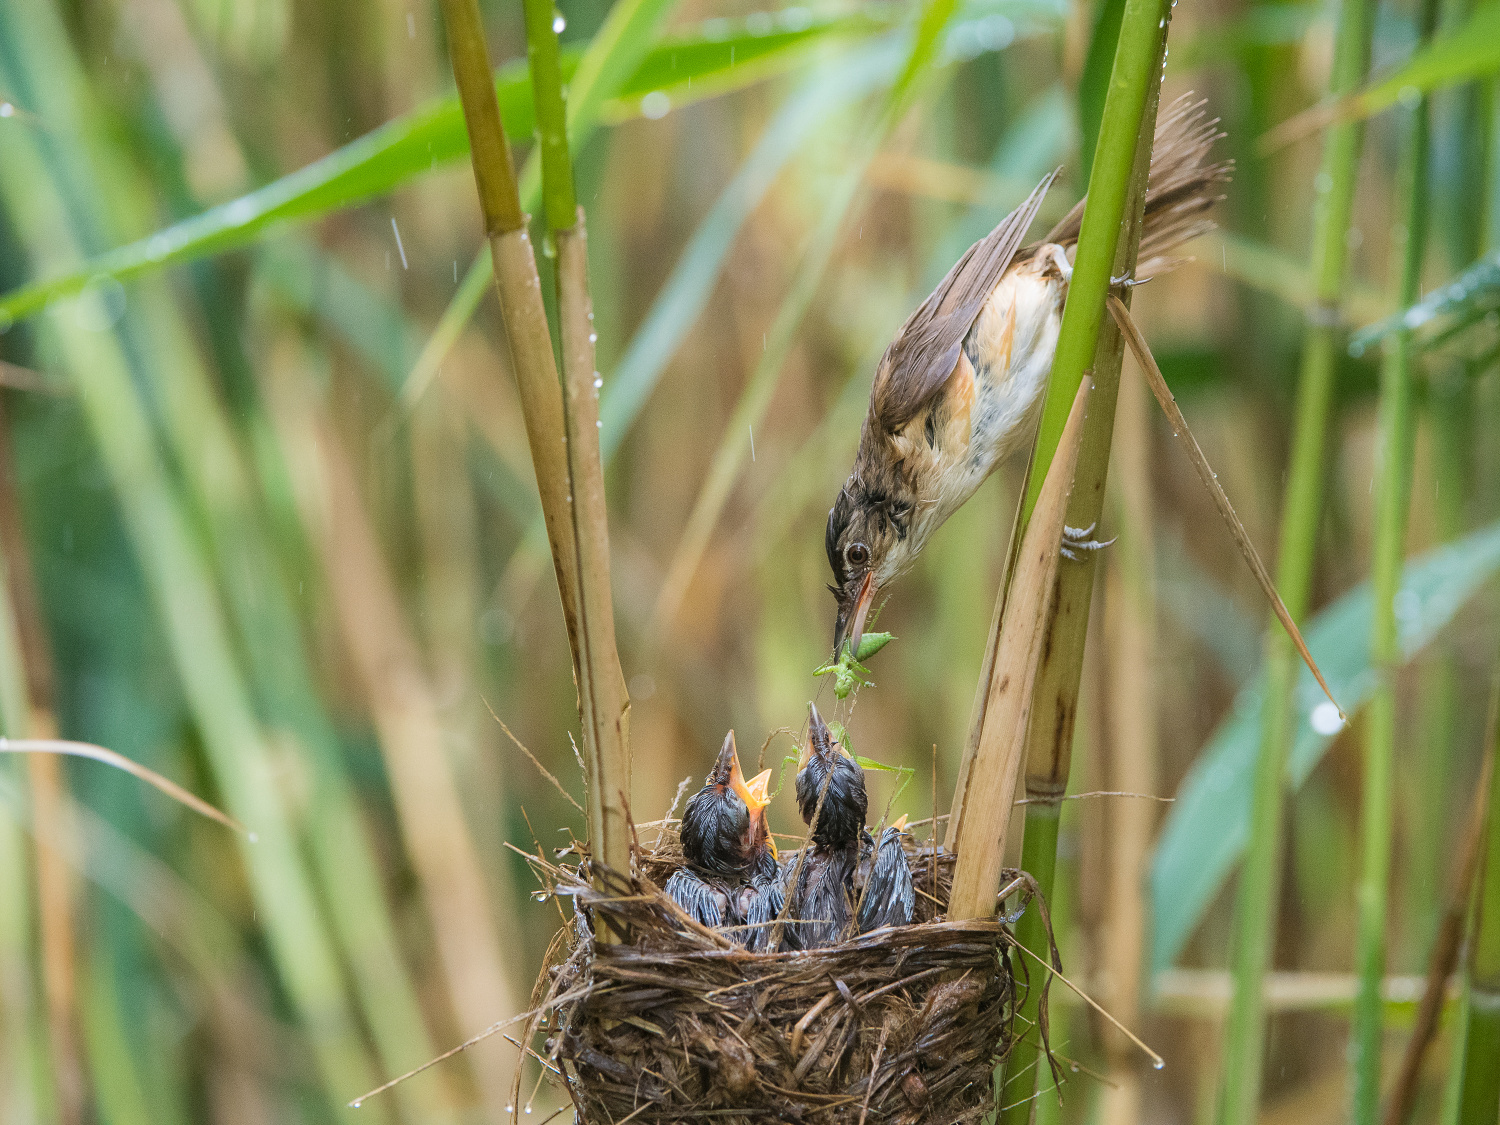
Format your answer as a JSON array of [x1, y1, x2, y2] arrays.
[[512, 820, 1053, 1124]]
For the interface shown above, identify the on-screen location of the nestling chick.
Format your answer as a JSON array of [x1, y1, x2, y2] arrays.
[[783, 703, 870, 949], [857, 814, 915, 934], [666, 732, 779, 948]]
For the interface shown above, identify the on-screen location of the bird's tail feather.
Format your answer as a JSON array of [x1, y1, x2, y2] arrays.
[[1043, 94, 1232, 278]]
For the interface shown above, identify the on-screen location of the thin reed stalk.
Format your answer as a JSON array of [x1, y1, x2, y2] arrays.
[[1216, 0, 1374, 1116], [1452, 69, 1500, 1125], [435, 0, 580, 646], [993, 0, 1170, 1112], [1457, 671, 1500, 1121], [0, 415, 81, 1124], [1383, 676, 1496, 1125], [437, 0, 632, 881], [948, 378, 1093, 922], [1097, 359, 1158, 1125], [1351, 0, 1437, 1111], [523, 0, 633, 884], [1413, 0, 1486, 960]]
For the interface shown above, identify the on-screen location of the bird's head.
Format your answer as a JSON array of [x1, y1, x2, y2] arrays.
[[796, 704, 868, 846], [681, 732, 775, 875], [825, 478, 913, 656]]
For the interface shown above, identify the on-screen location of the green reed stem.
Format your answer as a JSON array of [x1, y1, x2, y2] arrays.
[[1016, 0, 1167, 525], [1455, 77, 1500, 1125], [1457, 673, 1500, 1123], [440, 0, 634, 883], [1415, 0, 1489, 964], [521, 0, 576, 232], [525, 0, 635, 890], [1217, 0, 1374, 1119], [1351, 0, 1436, 1112], [996, 0, 1168, 1117]]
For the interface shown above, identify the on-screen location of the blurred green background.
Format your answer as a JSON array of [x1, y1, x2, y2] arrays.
[[0, 0, 1497, 1121]]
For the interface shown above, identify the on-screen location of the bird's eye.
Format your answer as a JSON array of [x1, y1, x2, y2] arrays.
[[845, 542, 870, 568]]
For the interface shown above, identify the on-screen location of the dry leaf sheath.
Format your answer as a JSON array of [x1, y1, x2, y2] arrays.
[[947, 377, 1093, 920]]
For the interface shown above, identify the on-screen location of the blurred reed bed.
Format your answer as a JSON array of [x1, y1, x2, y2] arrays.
[[0, 0, 1497, 1122]]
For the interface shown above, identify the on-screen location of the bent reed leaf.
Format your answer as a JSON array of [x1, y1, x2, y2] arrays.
[[0, 738, 247, 836]]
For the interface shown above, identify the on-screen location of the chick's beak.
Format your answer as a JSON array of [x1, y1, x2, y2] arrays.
[[738, 768, 776, 859], [802, 702, 829, 769], [711, 730, 739, 786], [733, 767, 772, 812], [833, 571, 877, 657]]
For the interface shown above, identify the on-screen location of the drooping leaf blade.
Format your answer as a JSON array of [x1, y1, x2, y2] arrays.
[[1150, 520, 1500, 976]]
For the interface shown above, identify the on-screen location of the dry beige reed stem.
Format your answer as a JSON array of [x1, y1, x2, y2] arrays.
[[947, 378, 1093, 920], [436, 0, 631, 884], [1098, 364, 1157, 1124], [556, 215, 632, 880]]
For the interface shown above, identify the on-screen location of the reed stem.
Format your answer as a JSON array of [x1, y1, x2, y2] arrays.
[[0, 406, 81, 1125], [947, 379, 1093, 923], [436, 0, 581, 646], [521, 0, 577, 233], [1351, 0, 1436, 1112], [1217, 0, 1374, 1117], [1454, 73, 1500, 1125], [993, 0, 1169, 1112], [440, 0, 631, 883], [523, 0, 633, 885], [1097, 355, 1157, 1125], [1457, 673, 1500, 1122]]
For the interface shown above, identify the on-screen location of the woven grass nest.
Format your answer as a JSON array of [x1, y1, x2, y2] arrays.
[[515, 819, 1053, 1124]]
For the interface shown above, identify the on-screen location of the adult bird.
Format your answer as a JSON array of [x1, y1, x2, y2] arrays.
[[826, 97, 1228, 653], [784, 703, 870, 949], [857, 815, 915, 934], [665, 732, 781, 950]]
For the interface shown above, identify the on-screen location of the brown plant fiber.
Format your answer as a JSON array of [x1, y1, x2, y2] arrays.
[[515, 824, 1039, 1124]]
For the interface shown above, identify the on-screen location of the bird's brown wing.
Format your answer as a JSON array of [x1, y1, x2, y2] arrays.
[[870, 169, 1058, 433]]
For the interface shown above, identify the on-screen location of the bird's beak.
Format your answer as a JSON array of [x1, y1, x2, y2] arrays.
[[721, 731, 768, 815], [712, 730, 739, 786], [736, 767, 772, 812], [737, 767, 776, 859], [833, 571, 877, 658], [801, 702, 826, 769], [892, 814, 908, 832]]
